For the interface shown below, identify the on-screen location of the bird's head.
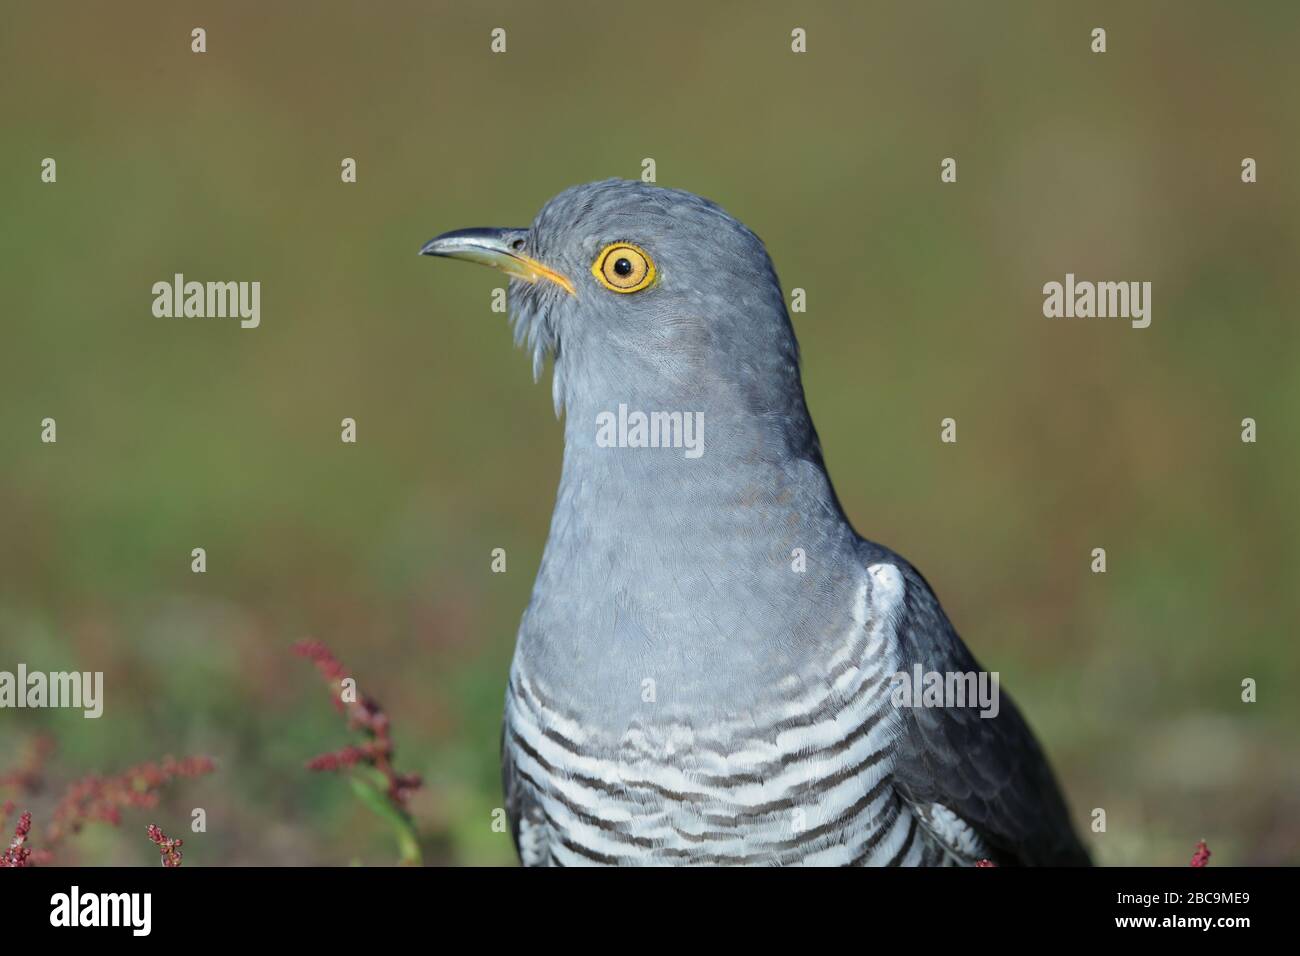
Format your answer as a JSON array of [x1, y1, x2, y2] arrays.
[[421, 179, 811, 456]]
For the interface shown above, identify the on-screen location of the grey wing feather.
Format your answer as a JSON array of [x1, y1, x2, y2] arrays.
[[501, 721, 549, 866], [500, 723, 530, 862], [884, 557, 1091, 866]]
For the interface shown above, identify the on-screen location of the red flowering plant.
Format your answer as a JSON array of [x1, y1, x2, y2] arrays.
[[293, 639, 424, 865], [1, 809, 34, 867], [146, 823, 184, 867], [0, 735, 213, 865], [0, 735, 53, 866], [45, 755, 215, 847]]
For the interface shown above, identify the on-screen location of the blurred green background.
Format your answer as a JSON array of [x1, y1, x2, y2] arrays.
[[2, 0, 1297, 865]]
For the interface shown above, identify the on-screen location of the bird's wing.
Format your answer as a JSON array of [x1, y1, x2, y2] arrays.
[[874, 554, 1092, 866]]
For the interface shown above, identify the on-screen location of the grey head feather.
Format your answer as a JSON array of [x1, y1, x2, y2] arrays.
[[507, 178, 808, 431]]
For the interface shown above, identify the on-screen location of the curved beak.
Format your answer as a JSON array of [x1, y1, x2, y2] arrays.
[[419, 227, 575, 296]]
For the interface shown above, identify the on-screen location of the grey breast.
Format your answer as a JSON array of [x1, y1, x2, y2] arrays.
[[503, 562, 965, 866]]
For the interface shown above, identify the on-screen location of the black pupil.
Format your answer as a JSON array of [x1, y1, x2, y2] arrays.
[[613, 257, 633, 277]]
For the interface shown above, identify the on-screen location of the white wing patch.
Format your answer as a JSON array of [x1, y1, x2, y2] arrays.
[[865, 562, 905, 610], [517, 813, 550, 867], [914, 802, 991, 865]]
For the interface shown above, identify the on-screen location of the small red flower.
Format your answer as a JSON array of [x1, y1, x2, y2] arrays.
[[146, 823, 184, 868], [0, 811, 34, 867], [1190, 840, 1211, 867]]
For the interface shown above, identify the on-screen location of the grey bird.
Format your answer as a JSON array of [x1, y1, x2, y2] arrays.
[[421, 179, 1090, 866]]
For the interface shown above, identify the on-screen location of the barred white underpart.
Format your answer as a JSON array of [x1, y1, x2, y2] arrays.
[[504, 562, 968, 865]]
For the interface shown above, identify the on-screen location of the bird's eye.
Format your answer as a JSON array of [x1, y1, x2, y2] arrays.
[[592, 242, 655, 293]]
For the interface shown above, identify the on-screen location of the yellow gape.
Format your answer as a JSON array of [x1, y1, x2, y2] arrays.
[[592, 242, 656, 293]]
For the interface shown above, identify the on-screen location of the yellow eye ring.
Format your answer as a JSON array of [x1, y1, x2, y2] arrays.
[[592, 242, 655, 293]]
